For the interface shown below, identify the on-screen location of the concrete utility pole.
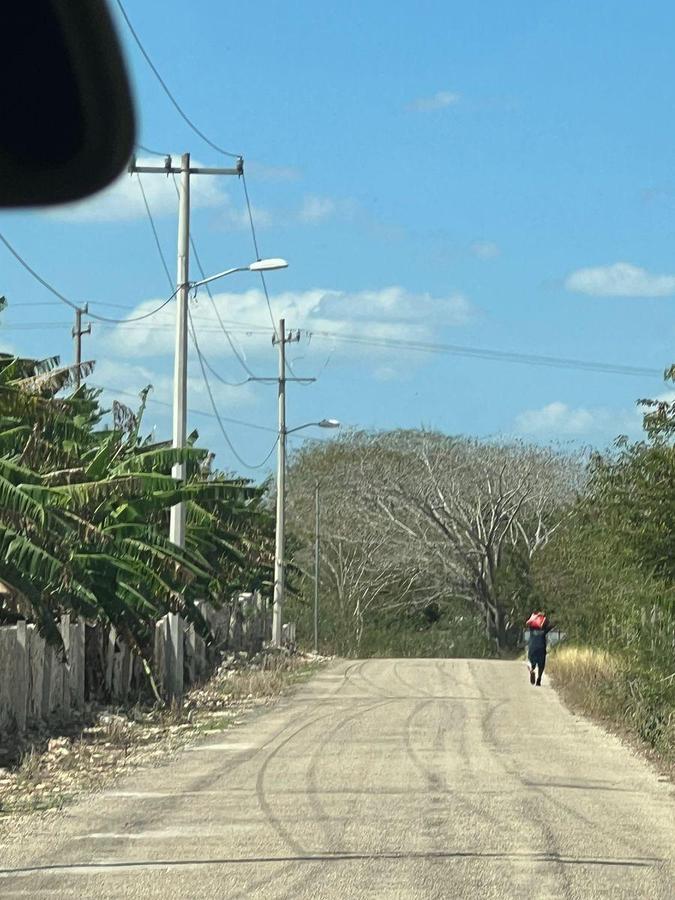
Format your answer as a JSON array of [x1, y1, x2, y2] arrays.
[[128, 152, 241, 549], [271, 319, 304, 646], [72, 304, 91, 389], [271, 317, 286, 647], [170, 152, 190, 547], [314, 479, 320, 654]]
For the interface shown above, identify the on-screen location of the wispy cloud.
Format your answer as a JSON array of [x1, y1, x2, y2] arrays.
[[565, 262, 675, 298], [297, 195, 337, 223], [216, 203, 274, 231], [296, 194, 357, 224], [47, 157, 228, 224], [91, 358, 258, 413], [514, 400, 639, 439], [515, 402, 596, 435], [104, 285, 474, 366], [407, 90, 461, 112], [216, 194, 355, 229]]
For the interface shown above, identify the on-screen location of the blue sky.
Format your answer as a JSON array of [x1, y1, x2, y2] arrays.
[[2, 0, 674, 475]]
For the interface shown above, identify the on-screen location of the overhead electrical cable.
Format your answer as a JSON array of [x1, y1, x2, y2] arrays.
[[139, 169, 252, 392], [0, 233, 179, 324], [187, 306, 279, 470], [91, 383, 278, 434], [242, 172, 322, 382], [136, 143, 171, 157], [93, 382, 313, 444], [187, 237, 260, 381], [240, 171, 319, 383], [115, 0, 241, 160], [306, 330, 661, 378], [240, 170, 278, 336], [167, 173, 261, 382], [136, 173, 174, 288]]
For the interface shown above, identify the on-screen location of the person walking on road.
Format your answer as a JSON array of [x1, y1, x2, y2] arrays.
[[525, 611, 554, 686]]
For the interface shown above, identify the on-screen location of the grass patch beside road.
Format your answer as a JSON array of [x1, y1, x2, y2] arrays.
[[0, 652, 326, 819], [549, 645, 675, 778]]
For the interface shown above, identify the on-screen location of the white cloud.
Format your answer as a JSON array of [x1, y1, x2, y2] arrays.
[[514, 401, 640, 438], [90, 357, 258, 414], [408, 91, 461, 112], [102, 285, 473, 365], [47, 157, 228, 224], [515, 402, 596, 435], [217, 203, 274, 230], [565, 262, 675, 298], [469, 240, 500, 259], [216, 194, 349, 230], [298, 195, 337, 223]]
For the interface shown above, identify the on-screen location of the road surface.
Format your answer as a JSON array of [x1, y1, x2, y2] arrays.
[[1, 659, 673, 898]]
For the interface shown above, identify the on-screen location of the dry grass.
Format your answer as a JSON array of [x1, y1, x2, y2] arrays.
[[549, 646, 624, 717], [549, 644, 675, 779]]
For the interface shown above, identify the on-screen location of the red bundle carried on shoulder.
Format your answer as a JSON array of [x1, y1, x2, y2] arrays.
[[526, 612, 547, 630]]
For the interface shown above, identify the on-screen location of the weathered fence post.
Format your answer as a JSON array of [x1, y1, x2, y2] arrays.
[[13, 621, 28, 732], [168, 612, 184, 703], [27, 625, 45, 723]]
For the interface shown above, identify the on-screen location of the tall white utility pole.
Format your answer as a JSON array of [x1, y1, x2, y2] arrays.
[[128, 153, 241, 548], [272, 318, 287, 647], [170, 152, 190, 546], [271, 318, 304, 646], [314, 479, 320, 654]]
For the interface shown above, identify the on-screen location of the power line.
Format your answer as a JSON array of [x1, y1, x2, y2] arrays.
[[137, 166, 254, 388], [201, 354, 250, 388], [136, 173, 174, 288], [92, 383, 278, 434], [0, 233, 79, 312], [93, 382, 319, 446], [170, 179, 258, 378], [136, 143, 170, 157], [240, 171, 317, 384], [240, 170, 278, 337], [5, 300, 134, 310], [187, 306, 279, 470], [115, 0, 241, 160], [168, 172, 261, 381], [0, 232, 179, 324], [307, 329, 661, 378]]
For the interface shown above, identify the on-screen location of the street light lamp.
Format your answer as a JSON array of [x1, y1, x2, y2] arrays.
[[191, 258, 288, 290], [285, 418, 341, 435], [272, 414, 340, 648]]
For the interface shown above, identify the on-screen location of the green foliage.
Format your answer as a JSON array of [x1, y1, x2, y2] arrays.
[[0, 351, 274, 662], [534, 367, 675, 759]]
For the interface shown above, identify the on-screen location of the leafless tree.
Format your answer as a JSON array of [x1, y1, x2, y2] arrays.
[[286, 430, 581, 651]]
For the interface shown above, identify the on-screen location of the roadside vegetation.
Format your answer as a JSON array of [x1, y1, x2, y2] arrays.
[[0, 344, 275, 688], [533, 368, 675, 770]]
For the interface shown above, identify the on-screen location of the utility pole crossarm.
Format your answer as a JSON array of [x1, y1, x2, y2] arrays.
[[128, 157, 243, 178]]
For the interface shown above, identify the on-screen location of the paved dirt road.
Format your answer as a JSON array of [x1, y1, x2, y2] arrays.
[[1, 659, 673, 899]]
